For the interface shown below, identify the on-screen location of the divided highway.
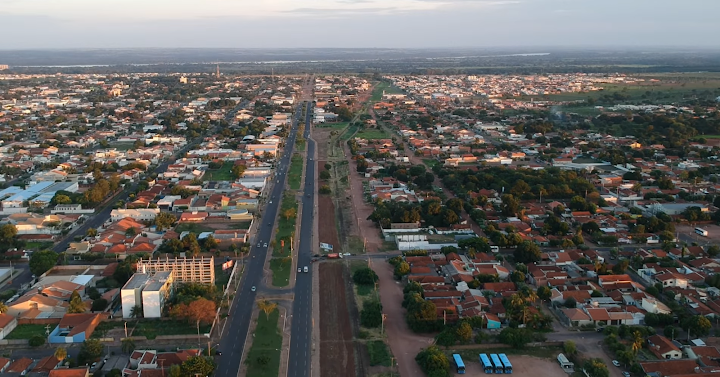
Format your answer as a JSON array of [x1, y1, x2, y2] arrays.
[[216, 103, 304, 377], [287, 102, 315, 377]]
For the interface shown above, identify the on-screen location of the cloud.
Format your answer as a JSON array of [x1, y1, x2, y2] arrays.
[[285, 7, 400, 16]]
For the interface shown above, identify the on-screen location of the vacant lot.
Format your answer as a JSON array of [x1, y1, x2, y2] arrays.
[[319, 263, 356, 377], [458, 355, 563, 377], [317, 122, 349, 129], [355, 129, 389, 140], [203, 161, 234, 181], [274, 193, 298, 257], [340, 124, 360, 141], [175, 221, 251, 233], [288, 154, 304, 190], [245, 309, 282, 377], [371, 82, 403, 102], [5, 324, 47, 339], [131, 319, 211, 340], [269, 258, 291, 287]]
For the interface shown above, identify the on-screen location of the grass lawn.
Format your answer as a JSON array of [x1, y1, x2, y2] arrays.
[[367, 340, 393, 366], [228, 221, 252, 230], [109, 142, 136, 151], [91, 321, 125, 338], [296, 139, 306, 152], [355, 129, 389, 140], [175, 223, 215, 234], [215, 265, 231, 291], [203, 161, 234, 181], [287, 154, 303, 190], [356, 284, 374, 296], [245, 309, 282, 377], [23, 241, 54, 250], [5, 324, 48, 339], [316, 122, 349, 129], [269, 258, 292, 287], [371, 82, 403, 102], [273, 193, 298, 257], [340, 124, 360, 141], [422, 159, 439, 169], [132, 319, 211, 340]]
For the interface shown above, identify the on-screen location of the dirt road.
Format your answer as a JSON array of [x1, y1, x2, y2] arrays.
[[371, 262, 434, 377], [319, 263, 356, 377]]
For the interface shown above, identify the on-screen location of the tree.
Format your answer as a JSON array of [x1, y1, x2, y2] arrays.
[[107, 369, 123, 377], [510, 270, 525, 283], [360, 299, 383, 328], [708, 245, 720, 258], [130, 305, 143, 319], [231, 164, 246, 179], [54, 347, 67, 361], [415, 346, 450, 376], [91, 298, 108, 312], [167, 365, 182, 377], [203, 235, 219, 250], [0, 302, 7, 314], [583, 358, 609, 377], [564, 340, 576, 355], [186, 298, 217, 325], [565, 297, 577, 308], [501, 194, 520, 216], [319, 170, 331, 179], [29, 336, 46, 347], [684, 315, 712, 338], [180, 356, 216, 377], [79, 339, 104, 363], [283, 208, 297, 220], [319, 185, 331, 194], [0, 224, 18, 248], [456, 321, 473, 344], [154, 212, 177, 231], [29, 249, 58, 276], [394, 261, 410, 279], [514, 241, 541, 263], [612, 260, 630, 274], [68, 290, 86, 313], [353, 267, 378, 285], [537, 286, 552, 301], [86, 228, 98, 237], [498, 328, 532, 348], [121, 338, 135, 354], [257, 300, 278, 319]]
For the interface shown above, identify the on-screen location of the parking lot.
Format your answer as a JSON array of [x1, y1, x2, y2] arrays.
[[456, 355, 566, 377]]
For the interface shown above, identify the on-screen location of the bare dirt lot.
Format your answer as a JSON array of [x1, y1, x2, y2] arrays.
[[459, 355, 564, 377], [314, 127, 334, 159], [318, 160, 341, 250], [677, 224, 720, 245], [319, 262, 356, 377]]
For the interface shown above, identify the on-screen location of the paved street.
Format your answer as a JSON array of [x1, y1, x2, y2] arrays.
[[287, 100, 315, 377], [215, 102, 304, 377]]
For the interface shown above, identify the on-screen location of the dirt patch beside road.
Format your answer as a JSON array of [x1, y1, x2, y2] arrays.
[[314, 127, 333, 159], [319, 262, 356, 377], [318, 195, 340, 250], [460, 355, 563, 377]]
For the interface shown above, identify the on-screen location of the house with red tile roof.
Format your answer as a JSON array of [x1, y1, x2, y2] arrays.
[[7, 357, 33, 373], [49, 368, 91, 377]]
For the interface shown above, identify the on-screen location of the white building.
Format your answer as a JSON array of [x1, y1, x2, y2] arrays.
[[120, 271, 174, 319]]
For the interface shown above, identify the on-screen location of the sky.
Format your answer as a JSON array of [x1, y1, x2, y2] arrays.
[[0, 0, 717, 49]]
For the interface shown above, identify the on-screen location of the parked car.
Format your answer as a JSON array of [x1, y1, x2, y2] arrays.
[[612, 360, 620, 367], [298, 267, 301, 273]]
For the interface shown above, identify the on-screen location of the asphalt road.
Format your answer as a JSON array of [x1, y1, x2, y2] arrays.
[[287, 102, 315, 377], [215, 103, 304, 377]]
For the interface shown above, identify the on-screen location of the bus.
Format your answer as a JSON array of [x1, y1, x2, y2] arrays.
[[499, 354, 512, 374], [479, 354, 494, 374], [452, 354, 466, 374], [490, 354, 504, 373], [696, 227, 709, 237]]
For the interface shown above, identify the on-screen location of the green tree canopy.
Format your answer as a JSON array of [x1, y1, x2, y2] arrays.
[[29, 249, 58, 276]]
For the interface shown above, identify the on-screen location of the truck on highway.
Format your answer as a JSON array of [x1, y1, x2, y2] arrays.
[[327, 253, 342, 259]]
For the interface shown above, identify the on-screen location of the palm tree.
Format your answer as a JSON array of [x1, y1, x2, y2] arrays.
[[631, 331, 643, 355], [121, 338, 135, 354], [257, 300, 277, 319], [54, 347, 67, 361], [130, 305, 143, 319]]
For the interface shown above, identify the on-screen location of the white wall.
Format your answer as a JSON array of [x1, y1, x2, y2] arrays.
[[141, 290, 163, 318], [121, 288, 142, 319]]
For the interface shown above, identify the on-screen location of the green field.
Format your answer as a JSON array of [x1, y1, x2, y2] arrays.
[[109, 142, 136, 151], [296, 139, 306, 152], [340, 124, 360, 141], [269, 258, 292, 287], [355, 129, 389, 140], [5, 324, 48, 339], [175, 223, 215, 234], [371, 82, 404, 102], [23, 241, 54, 251], [132, 319, 212, 340], [316, 122, 349, 129], [422, 159, 439, 169], [228, 221, 252, 230], [245, 309, 282, 377], [274, 193, 298, 257], [367, 340, 393, 366], [287, 154, 304, 190], [203, 161, 234, 181]]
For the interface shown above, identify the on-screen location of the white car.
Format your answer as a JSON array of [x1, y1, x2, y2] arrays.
[[612, 360, 620, 367], [264, 243, 268, 248], [303, 266, 309, 273]]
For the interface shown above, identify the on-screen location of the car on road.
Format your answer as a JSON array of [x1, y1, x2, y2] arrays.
[[622, 372, 630, 377], [251, 286, 256, 292], [303, 266, 309, 273], [215, 350, 223, 356], [306, 194, 311, 197], [264, 243, 268, 248], [268, 223, 272, 226], [257, 243, 261, 247], [298, 267, 301, 273], [597, 327, 605, 333], [269, 200, 272, 204], [612, 360, 620, 367]]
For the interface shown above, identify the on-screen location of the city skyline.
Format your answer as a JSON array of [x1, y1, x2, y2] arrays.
[[0, 0, 717, 49]]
